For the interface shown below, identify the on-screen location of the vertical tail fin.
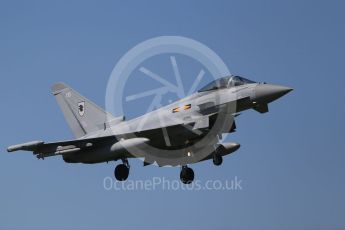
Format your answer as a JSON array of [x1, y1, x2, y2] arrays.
[[51, 83, 114, 138]]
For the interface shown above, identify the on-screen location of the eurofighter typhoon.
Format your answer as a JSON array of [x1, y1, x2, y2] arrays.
[[7, 76, 292, 183]]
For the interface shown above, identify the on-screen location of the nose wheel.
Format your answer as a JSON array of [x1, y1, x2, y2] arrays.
[[180, 166, 194, 184], [114, 159, 130, 181]]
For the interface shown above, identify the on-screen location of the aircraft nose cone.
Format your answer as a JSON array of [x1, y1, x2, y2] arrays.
[[255, 84, 293, 103]]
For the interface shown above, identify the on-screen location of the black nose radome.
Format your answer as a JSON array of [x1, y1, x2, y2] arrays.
[[255, 84, 293, 103]]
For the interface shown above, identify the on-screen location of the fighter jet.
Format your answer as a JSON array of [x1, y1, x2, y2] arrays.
[[7, 76, 292, 184]]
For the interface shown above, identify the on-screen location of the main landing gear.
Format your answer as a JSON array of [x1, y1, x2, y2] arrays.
[[180, 166, 194, 184], [212, 144, 224, 166], [212, 154, 223, 166], [114, 158, 130, 181], [113, 160, 199, 184]]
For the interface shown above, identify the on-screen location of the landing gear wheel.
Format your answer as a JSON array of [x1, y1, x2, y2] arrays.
[[180, 166, 194, 184], [114, 164, 129, 181], [213, 154, 223, 166]]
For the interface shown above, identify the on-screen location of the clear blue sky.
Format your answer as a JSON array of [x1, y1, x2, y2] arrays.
[[1, 0, 344, 229]]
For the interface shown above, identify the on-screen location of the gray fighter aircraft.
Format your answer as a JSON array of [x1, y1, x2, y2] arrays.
[[7, 76, 292, 184]]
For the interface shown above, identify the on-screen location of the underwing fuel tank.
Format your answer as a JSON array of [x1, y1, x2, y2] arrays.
[[216, 142, 241, 156], [63, 138, 150, 164], [202, 142, 240, 162], [110, 138, 150, 154]]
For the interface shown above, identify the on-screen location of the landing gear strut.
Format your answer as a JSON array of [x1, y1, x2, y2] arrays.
[[180, 166, 194, 184], [114, 158, 130, 181]]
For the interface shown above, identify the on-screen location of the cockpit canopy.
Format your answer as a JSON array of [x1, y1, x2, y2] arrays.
[[198, 75, 256, 92]]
